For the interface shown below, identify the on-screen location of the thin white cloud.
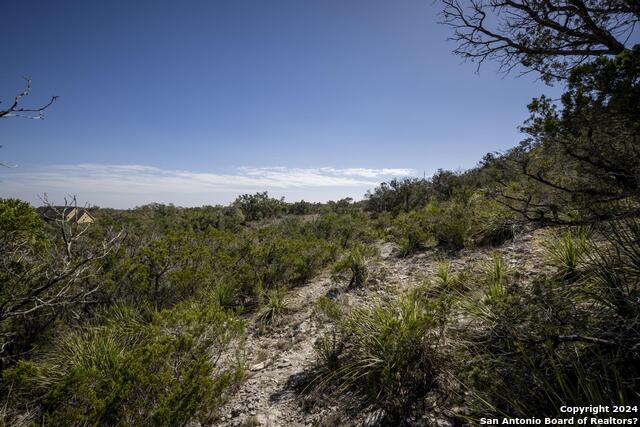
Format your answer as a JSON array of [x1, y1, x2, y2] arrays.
[[318, 167, 415, 178], [0, 164, 418, 207], [237, 166, 415, 186]]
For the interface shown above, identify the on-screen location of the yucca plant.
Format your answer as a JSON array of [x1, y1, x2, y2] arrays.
[[332, 245, 370, 288], [311, 293, 447, 421], [463, 340, 632, 420], [459, 255, 514, 347], [458, 225, 639, 421], [486, 254, 508, 300], [256, 287, 290, 328], [584, 218, 640, 316], [472, 215, 519, 247], [423, 259, 469, 298], [436, 260, 450, 286], [425, 260, 457, 297], [470, 199, 522, 248], [30, 328, 130, 391], [314, 330, 343, 371], [545, 227, 591, 280]]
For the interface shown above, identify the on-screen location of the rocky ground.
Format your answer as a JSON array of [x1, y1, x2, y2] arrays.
[[210, 229, 551, 427]]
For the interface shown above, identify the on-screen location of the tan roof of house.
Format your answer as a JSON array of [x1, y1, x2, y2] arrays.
[[36, 206, 95, 222]]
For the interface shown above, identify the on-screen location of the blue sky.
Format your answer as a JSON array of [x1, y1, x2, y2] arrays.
[[1, 0, 563, 207]]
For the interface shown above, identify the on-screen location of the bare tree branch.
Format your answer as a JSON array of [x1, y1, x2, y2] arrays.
[[440, 0, 639, 81], [0, 196, 122, 327], [0, 78, 58, 120]]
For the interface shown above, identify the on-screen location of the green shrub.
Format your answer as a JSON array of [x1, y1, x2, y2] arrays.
[[310, 212, 378, 248], [3, 301, 244, 426], [392, 193, 477, 253], [287, 238, 336, 286], [470, 200, 521, 247], [313, 295, 344, 322], [393, 193, 520, 252], [237, 228, 336, 298], [0, 198, 46, 247], [364, 178, 432, 215], [0, 199, 117, 367], [232, 191, 285, 222], [458, 230, 639, 420], [0, 200, 49, 364], [392, 210, 430, 256], [424, 201, 471, 250], [398, 233, 424, 256]]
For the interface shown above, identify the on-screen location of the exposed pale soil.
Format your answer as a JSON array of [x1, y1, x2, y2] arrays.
[[210, 229, 551, 427]]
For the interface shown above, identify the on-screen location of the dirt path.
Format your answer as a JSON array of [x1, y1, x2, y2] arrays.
[[212, 230, 549, 426], [213, 273, 335, 427]]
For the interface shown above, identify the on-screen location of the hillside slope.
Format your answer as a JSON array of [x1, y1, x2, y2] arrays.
[[212, 228, 550, 426]]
